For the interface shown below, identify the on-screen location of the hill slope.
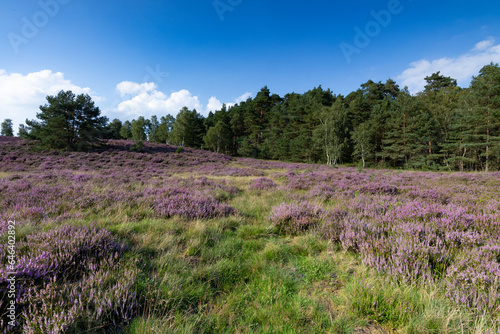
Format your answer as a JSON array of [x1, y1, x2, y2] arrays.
[[1, 137, 499, 333]]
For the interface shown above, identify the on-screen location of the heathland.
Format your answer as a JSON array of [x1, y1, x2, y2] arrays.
[[0, 136, 499, 333]]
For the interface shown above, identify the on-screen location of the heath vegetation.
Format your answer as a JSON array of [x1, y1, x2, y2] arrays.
[[0, 136, 499, 333]]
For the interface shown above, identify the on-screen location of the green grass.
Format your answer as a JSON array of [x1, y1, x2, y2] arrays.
[[110, 183, 495, 334], [17, 170, 497, 333], [0, 172, 10, 178]]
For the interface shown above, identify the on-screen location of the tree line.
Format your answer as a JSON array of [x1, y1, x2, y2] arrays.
[[7, 62, 500, 172]]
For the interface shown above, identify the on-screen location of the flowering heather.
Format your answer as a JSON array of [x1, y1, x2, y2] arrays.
[[446, 246, 500, 313], [268, 202, 325, 235], [0, 225, 137, 333], [251, 177, 277, 190], [1, 136, 500, 326], [0, 137, 232, 174], [153, 192, 236, 219]]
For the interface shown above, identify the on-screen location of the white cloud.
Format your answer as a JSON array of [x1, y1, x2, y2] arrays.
[[116, 81, 156, 97], [206, 93, 253, 111], [0, 69, 100, 134], [473, 37, 494, 51], [115, 87, 203, 117], [224, 93, 253, 109], [114, 81, 252, 118], [234, 92, 253, 103], [396, 38, 500, 94], [206, 96, 223, 112]]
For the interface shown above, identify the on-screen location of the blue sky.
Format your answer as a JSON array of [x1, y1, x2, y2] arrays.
[[1, 0, 500, 132]]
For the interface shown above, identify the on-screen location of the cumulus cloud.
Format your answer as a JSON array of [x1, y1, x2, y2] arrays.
[[115, 87, 204, 117], [114, 81, 252, 118], [116, 81, 156, 97], [206, 96, 223, 112], [0, 69, 100, 134], [234, 92, 253, 103], [396, 38, 500, 94], [205, 93, 253, 112]]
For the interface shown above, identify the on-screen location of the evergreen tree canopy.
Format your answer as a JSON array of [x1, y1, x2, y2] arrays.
[[169, 107, 205, 148], [424, 71, 458, 92], [18, 63, 500, 171], [105, 118, 123, 139], [1, 119, 14, 137], [25, 90, 107, 150]]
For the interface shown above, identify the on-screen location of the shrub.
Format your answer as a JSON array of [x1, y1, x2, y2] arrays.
[[129, 140, 144, 152], [251, 177, 277, 190], [0, 225, 137, 333], [445, 246, 500, 313], [268, 202, 325, 235], [154, 193, 236, 220]]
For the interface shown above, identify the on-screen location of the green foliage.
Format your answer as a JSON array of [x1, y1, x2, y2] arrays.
[[131, 116, 149, 141], [169, 107, 205, 148], [146, 115, 159, 142], [1, 119, 14, 136], [106, 63, 499, 171], [129, 140, 144, 152], [443, 63, 500, 171], [424, 71, 457, 92], [204, 120, 231, 153], [105, 118, 123, 139], [313, 98, 350, 165], [352, 121, 374, 168], [25, 90, 107, 150], [50, 62, 499, 171], [18, 124, 29, 139], [146, 114, 175, 144], [120, 120, 132, 140]]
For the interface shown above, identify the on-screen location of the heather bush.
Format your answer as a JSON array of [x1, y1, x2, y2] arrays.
[[1, 136, 500, 330], [251, 177, 277, 190], [154, 192, 236, 220], [445, 245, 500, 314], [0, 225, 137, 333], [319, 210, 348, 243], [23, 263, 138, 333], [309, 183, 336, 200], [268, 202, 325, 235]]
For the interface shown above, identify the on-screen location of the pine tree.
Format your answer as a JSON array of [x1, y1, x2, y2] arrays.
[[419, 72, 462, 167], [105, 118, 123, 139], [169, 107, 205, 148], [25, 90, 107, 150], [1, 119, 14, 137], [467, 63, 500, 171], [383, 90, 433, 168]]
